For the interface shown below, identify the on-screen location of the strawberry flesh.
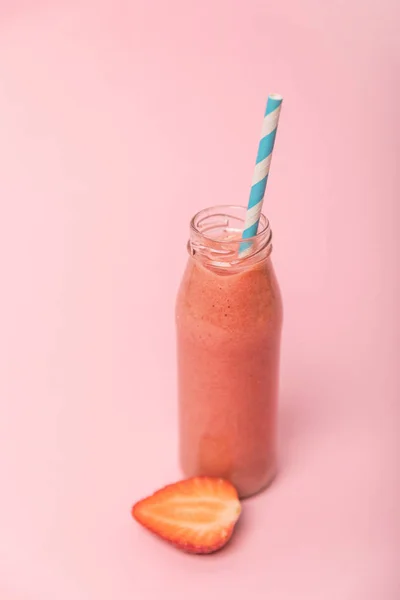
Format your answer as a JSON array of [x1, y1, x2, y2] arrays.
[[132, 476, 241, 554]]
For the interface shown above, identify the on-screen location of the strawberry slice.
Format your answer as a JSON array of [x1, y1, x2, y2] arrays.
[[131, 476, 241, 554]]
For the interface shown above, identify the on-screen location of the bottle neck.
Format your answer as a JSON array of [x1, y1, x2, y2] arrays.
[[188, 205, 273, 273]]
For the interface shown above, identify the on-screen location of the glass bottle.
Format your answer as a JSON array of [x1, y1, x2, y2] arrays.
[[175, 205, 283, 498]]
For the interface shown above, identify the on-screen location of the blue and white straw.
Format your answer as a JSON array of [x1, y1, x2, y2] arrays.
[[241, 94, 283, 248]]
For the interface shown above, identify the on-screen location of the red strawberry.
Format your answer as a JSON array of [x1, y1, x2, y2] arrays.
[[132, 476, 241, 554]]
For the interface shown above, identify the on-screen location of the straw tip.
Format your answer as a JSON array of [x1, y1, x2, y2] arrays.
[[269, 93, 283, 101]]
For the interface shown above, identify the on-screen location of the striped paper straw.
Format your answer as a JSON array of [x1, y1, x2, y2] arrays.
[[241, 94, 283, 249]]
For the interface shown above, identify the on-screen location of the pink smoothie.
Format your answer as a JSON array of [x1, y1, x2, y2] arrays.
[[176, 235, 283, 498]]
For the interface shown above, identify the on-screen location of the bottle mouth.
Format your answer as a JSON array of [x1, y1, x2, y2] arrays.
[[190, 204, 269, 241], [189, 204, 272, 270]]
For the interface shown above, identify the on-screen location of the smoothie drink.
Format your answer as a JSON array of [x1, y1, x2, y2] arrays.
[[176, 206, 283, 498]]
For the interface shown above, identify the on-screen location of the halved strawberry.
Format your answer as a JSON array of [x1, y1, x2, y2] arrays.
[[131, 476, 241, 554]]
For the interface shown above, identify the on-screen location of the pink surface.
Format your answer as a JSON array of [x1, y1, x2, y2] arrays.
[[0, 1, 398, 598]]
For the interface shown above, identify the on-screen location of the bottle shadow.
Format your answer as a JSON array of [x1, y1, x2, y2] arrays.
[[277, 380, 329, 474]]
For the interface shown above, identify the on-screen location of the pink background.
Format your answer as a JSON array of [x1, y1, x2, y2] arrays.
[[0, 1, 399, 598]]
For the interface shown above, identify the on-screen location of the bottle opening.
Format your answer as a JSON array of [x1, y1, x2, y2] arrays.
[[189, 205, 272, 270]]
